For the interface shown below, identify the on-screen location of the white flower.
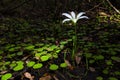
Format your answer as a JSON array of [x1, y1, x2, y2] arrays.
[[62, 11, 88, 24]]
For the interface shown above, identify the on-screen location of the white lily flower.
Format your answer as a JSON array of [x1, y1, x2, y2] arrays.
[[62, 11, 88, 24]]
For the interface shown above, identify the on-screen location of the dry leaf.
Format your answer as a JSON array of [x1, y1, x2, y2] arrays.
[[99, 12, 110, 17], [89, 67, 96, 72], [0, 70, 8, 74], [65, 60, 73, 70], [75, 56, 81, 65], [24, 72, 34, 80], [53, 75, 59, 80], [39, 75, 52, 80]]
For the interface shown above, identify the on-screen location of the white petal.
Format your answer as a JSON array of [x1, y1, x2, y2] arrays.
[[77, 12, 85, 19], [62, 13, 72, 19], [62, 19, 71, 23], [72, 19, 77, 23], [78, 16, 89, 19], [70, 11, 76, 19]]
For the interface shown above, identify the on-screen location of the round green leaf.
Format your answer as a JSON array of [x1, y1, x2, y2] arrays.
[[85, 53, 92, 58], [60, 63, 67, 68], [94, 55, 104, 60], [96, 76, 103, 80], [49, 64, 59, 70], [17, 52, 23, 56], [16, 61, 24, 65], [102, 69, 108, 74], [27, 61, 35, 67], [33, 63, 43, 69], [10, 63, 16, 68], [24, 45, 35, 50], [89, 59, 95, 64], [106, 60, 113, 65], [41, 56, 49, 61], [52, 53, 58, 58], [1, 73, 12, 80], [111, 56, 120, 62], [108, 77, 118, 80], [13, 65, 24, 71]]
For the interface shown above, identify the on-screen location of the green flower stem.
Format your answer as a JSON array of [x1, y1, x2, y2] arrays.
[[72, 23, 77, 60]]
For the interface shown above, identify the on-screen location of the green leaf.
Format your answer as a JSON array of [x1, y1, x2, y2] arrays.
[[41, 56, 49, 61], [94, 55, 104, 60], [114, 71, 120, 75], [111, 56, 120, 62], [35, 48, 44, 52], [1, 73, 12, 80], [17, 51, 23, 56], [27, 61, 35, 67], [49, 64, 59, 70], [24, 45, 35, 50], [33, 63, 43, 69], [60, 41, 68, 45], [96, 76, 103, 80], [13, 64, 24, 71], [89, 59, 95, 64], [52, 53, 58, 58], [56, 50, 61, 53], [8, 48, 15, 52], [5, 61, 11, 65], [60, 63, 67, 68], [106, 60, 113, 65], [10, 63, 16, 68], [102, 69, 108, 74], [0, 50, 4, 54], [85, 53, 92, 58], [16, 61, 24, 65], [108, 77, 118, 80]]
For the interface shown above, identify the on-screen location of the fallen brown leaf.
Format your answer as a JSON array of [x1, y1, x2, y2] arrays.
[[65, 60, 74, 70], [89, 67, 96, 72], [24, 72, 34, 80], [39, 75, 52, 80]]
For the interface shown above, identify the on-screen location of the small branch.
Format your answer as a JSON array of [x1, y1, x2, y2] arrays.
[[86, 2, 103, 12], [106, 0, 120, 14]]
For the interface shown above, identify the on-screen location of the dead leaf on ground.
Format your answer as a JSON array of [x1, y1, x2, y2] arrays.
[[65, 60, 74, 70], [39, 75, 52, 80], [89, 67, 96, 72], [75, 55, 82, 65], [53, 75, 59, 80], [24, 72, 34, 80]]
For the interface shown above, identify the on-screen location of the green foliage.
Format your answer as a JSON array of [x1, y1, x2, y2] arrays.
[[108, 77, 118, 80], [41, 56, 49, 61], [111, 56, 120, 62], [0, 15, 119, 79], [33, 63, 43, 69], [96, 76, 103, 80], [13, 61, 24, 71], [93, 55, 104, 60], [1, 73, 12, 80], [60, 63, 67, 68], [27, 61, 35, 67], [49, 64, 59, 70], [102, 69, 109, 74]]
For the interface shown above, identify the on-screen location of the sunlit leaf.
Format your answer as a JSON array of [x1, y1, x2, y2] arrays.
[[60, 63, 67, 68], [49, 64, 59, 70], [33, 63, 43, 69], [41, 56, 49, 61], [1, 73, 12, 80], [27, 61, 35, 67]]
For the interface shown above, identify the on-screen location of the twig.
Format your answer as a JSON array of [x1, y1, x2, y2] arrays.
[[86, 2, 103, 12], [106, 0, 120, 14]]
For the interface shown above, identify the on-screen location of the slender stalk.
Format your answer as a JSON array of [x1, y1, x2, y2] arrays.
[[72, 23, 77, 60]]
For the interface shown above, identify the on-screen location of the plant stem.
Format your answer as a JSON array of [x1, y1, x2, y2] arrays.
[[72, 23, 77, 60]]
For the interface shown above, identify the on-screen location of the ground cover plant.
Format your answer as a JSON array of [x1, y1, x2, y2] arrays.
[[0, 0, 120, 80]]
